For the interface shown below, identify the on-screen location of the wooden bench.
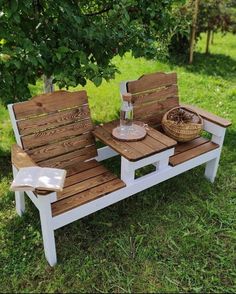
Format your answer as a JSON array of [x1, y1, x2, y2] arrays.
[[8, 78, 231, 266], [120, 72, 231, 181]]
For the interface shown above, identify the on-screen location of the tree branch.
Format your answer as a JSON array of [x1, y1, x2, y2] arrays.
[[84, 7, 111, 17]]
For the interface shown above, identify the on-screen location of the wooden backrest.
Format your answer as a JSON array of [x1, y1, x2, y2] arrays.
[[127, 72, 179, 129], [10, 90, 97, 170]]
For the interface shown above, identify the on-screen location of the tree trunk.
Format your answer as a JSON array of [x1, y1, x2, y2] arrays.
[[189, 0, 200, 64], [205, 29, 211, 54], [211, 31, 214, 45], [43, 75, 54, 93]]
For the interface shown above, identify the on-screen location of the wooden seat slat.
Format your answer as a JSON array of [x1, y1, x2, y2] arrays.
[[52, 178, 126, 216], [58, 171, 118, 200], [65, 160, 101, 177], [64, 165, 108, 188], [173, 137, 209, 155], [169, 141, 219, 166], [13, 90, 88, 120], [27, 133, 94, 162], [17, 105, 90, 136], [21, 119, 94, 149]]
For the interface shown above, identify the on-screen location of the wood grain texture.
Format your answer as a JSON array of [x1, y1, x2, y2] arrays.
[[173, 137, 209, 155], [169, 141, 219, 166], [64, 165, 108, 188], [134, 96, 179, 119], [22, 119, 94, 149], [93, 120, 176, 161], [17, 105, 90, 136], [11, 144, 37, 169], [38, 145, 97, 169], [28, 133, 95, 162], [93, 126, 143, 161], [127, 72, 177, 94], [52, 178, 125, 216], [58, 171, 118, 200], [132, 85, 178, 105], [13, 90, 88, 120], [65, 160, 101, 177], [181, 104, 232, 128]]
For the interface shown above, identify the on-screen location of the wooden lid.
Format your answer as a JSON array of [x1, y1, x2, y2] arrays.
[[122, 93, 132, 102]]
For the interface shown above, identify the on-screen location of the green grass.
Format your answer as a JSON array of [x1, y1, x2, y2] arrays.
[[0, 33, 236, 293]]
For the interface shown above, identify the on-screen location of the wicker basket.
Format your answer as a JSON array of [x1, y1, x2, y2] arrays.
[[162, 106, 203, 142]]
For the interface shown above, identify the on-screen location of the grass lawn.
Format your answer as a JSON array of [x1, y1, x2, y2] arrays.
[[0, 33, 235, 293]]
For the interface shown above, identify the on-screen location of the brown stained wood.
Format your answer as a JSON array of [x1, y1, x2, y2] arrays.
[[28, 133, 95, 162], [52, 178, 126, 216], [64, 165, 108, 188], [13, 90, 88, 120], [141, 135, 166, 151], [174, 137, 209, 155], [101, 120, 157, 155], [134, 96, 179, 118], [169, 141, 219, 166], [132, 85, 178, 105], [65, 160, 101, 177], [11, 144, 37, 169], [22, 119, 94, 149], [93, 126, 143, 161], [146, 128, 177, 147], [38, 145, 97, 168], [112, 124, 147, 142], [127, 72, 177, 94], [17, 105, 90, 136], [58, 171, 118, 200], [181, 104, 232, 128]]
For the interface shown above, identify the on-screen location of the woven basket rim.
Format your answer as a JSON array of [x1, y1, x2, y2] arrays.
[[162, 106, 203, 126]]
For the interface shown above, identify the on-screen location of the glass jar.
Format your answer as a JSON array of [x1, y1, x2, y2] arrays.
[[120, 93, 133, 134]]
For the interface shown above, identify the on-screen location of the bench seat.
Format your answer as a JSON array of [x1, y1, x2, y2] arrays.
[[169, 137, 219, 166], [51, 160, 125, 216]]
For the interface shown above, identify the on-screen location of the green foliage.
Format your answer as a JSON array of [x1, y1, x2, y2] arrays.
[[0, 0, 181, 105], [169, 0, 236, 55], [0, 33, 236, 292]]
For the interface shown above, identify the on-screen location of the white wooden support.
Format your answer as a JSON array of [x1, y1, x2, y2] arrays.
[[121, 148, 174, 185], [53, 147, 220, 231], [204, 126, 226, 183], [37, 193, 57, 267], [12, 165, 25, 216], [8, 104, 23, 147], [121, 157, 135, 185], [95, 146, 118, 162]]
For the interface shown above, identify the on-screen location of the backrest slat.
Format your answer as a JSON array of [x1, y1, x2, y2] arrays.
[[11, 90, 97, 168], [127, 72, 179, 129], [13, 90, 87, 120]]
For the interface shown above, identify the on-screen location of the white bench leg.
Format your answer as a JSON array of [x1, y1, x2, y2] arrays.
[[38, 196, 57, 266], [12, 165, 25, 216], [205, 156, 220, 183], [121, 157, 135, 185], [204, 130, 226, 183]]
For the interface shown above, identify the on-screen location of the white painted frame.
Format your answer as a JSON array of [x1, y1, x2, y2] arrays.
[[8, 87, 227, 266]]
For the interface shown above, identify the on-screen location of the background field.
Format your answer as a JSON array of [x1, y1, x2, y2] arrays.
[[0, 33, 235, 293]]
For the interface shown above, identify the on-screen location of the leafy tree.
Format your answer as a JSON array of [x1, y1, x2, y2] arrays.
[[168, 0, 235, 56], [0, 0, 180, 105]]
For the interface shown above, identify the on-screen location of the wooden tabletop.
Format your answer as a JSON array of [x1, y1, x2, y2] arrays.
[[93, 120, 177, 161]]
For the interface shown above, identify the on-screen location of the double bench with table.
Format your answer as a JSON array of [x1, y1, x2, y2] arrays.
[[8, 72, 231, 266]]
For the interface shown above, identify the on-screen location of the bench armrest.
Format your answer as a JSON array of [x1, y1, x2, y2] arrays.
[[12, 144, 37, 169], [181, 104, 232, 128], [11, 144, 57, 196]]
